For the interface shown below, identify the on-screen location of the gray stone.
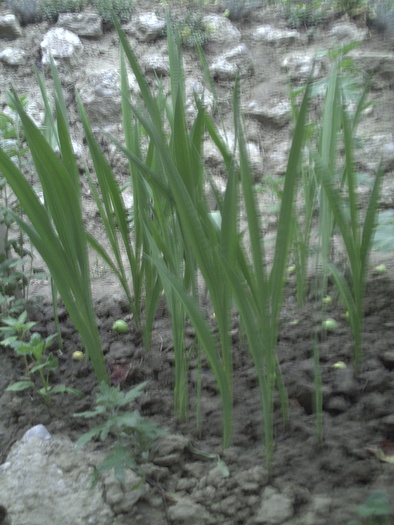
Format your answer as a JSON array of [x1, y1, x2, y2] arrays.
[[254, 486, 294, 524], [22, 423, 52, 441], [244, 100, 291, 128], [210, 43, 254, 80], [203, 14, 241, 46], [141, 53, 170, 76], [103, 469, 145, 513], [282, 52, 327, 80], [168, 499, 213, 524], [78, 69, 122, 130], [251, 25, 301, 46], [0, 14, 22, 39], [0, 428, 115, 525], [329, 22, 368, 43], [0, 47, 26, 65], [40, 27, 84, 66], [57, 12, 103, 37], [125, 12, 166, 42]]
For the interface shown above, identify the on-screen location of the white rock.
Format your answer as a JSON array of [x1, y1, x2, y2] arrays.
[[40, 27, 83, 66], [57, 12, 103, 37], [141, 53, 171, 76], [126, 12, 166, 42], [329, 22, 367, 42], [251, 25, 301, 45], [0, 47, 26, 66], [254, 486, 294, 524], [0, 433, 115, 525], [22, 424, 52, 441], [0, 14, 22, 39], [203, 14, 241, 46]]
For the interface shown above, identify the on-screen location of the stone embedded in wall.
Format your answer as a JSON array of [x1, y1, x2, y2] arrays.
[[57, 12, 103, 38], [204, 130, 263, 181], [0, 13, 22, 39], [185, 79, 215, 120], [202, 13, 241, 46], [329, 21, 368, 43], [350, 50, 394, 89], [40, 27, 84, 66], [251, 25, 301, 46], [282, 52, 327, 80], [209, 43, 254, 80], [124, 12, 166, 43], [77, 69, 122, 130], [0, 46, 26, 65], [140, 53, 171, 76], [244, 100, 291, 128]]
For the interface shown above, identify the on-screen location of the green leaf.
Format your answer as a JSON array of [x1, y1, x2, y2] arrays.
[[6, 381, 34, 392]]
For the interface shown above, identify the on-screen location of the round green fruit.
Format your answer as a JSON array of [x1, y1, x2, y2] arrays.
[[112, 320, 129, 334], [322, 318, 337, 332]]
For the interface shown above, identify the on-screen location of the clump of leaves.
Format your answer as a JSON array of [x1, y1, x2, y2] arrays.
[[0, 96, 34, 319], [4, 330, 81, 405], [174, 12, 211, 48], [369, 0, 394, 35], [336, 0, 368, 17], [283, 0, 329, 29], [222, 0, 262, 21], [38, 0, 87, 22], [347, 491, 393, 525], [92, 0, 133, 25], [74, 381, 166, 483], [6, 0, 44, 25]]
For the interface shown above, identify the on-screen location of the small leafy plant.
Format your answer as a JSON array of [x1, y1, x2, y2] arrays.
[[222, 0, 262, 21], [4, 331, 81, 405], [74, 381, 166, 482], [347, 491, 393, 525], [283, 0, 329, 29], [172, 12, 211, 48], [38, 0, 87, 22], [92, 0, 133, 25], [0, 309, 36, 342]]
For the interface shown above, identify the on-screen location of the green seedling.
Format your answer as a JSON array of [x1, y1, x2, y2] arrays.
[[0, 309, 36, 343], [347, 491, 393, 525], [373, 264, 387, 275], [5, 332, 82, 405], [74, 381, 166, 484]]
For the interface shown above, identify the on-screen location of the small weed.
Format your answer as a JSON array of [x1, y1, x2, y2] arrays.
[[0, 309, 35, 342], [4, 331, 82, 405], [222, 0, 262, 21], [38, 0, 88, 22], [0, 95, 34, 319], [92, 0, 133, 25], [172, 12, 212, 48], [283, 0, 330, 29], [369, 0, 394, 35], [6, 0, 44, 25], [74, 381, 166, 483], [347, 491, 393, 525]]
